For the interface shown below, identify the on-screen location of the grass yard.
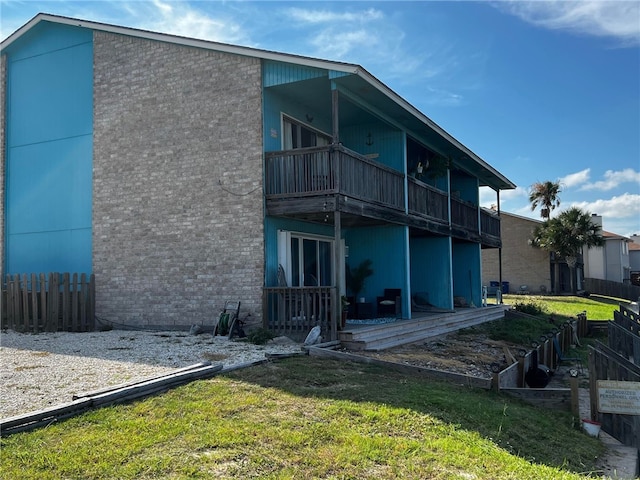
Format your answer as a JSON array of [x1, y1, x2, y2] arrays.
[[504, 293, 629, 321], [1, 356, 603, 480], [466, 294, 627, 347]]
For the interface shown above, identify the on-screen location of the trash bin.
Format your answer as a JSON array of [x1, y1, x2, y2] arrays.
[[490, 281, 499, 288], [501, 281, 509, 294]]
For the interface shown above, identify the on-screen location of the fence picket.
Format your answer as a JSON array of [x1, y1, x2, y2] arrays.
[[88, 274, 96, 330], [30, 274, 39, 333], [62, 273, 70, 331], [21, 274, 29, 331], [2, 273, 94, 333], [71, 273, 79, 332], [80, 273, 87, 331], [39, 273, 47, 330]]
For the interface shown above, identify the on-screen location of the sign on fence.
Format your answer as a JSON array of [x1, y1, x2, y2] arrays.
[[597, 380, 640, 415]]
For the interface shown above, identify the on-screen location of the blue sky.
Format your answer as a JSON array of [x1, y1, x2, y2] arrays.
[[2, 1, 639, 236]]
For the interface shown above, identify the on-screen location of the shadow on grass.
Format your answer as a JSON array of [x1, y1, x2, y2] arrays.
[[224, 355, 603, 474]]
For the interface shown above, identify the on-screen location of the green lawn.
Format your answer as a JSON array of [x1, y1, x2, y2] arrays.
[[2, 294, 617, 479], [1, 356, 603, 479], [504, 293, 628, 321]]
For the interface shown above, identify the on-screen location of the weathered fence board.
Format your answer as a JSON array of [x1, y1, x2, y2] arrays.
[[588, 338, 640, 449], [2, 273, 95, 333], [584, 278, 640, 303]]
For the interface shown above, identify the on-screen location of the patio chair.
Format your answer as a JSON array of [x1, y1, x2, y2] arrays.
[[377, 288, 401, 317], [552, 337, 583, 374]]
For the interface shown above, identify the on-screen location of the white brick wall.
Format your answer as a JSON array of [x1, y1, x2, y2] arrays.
[[93, 32, 264, 327]]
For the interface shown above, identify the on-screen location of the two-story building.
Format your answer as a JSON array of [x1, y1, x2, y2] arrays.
[[1, 13, 515, 339]]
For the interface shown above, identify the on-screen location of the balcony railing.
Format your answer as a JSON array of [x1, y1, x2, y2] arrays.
[[451, 197, 479, 232], [407, 177, 449, 224], [265, 145, 499, 243], [263, 286, 337, 341], [480, 210, 500, 238], [265, 145, 404, 211]]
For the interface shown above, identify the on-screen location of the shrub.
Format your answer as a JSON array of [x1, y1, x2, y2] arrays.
[[246, 327, 276, 345], [513, 300, 548, 316]]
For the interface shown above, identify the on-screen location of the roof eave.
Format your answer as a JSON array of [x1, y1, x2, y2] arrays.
[[3, 13, 516, 191]]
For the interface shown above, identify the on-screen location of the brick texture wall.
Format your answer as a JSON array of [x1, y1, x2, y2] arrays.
[[482, 213, 551, 294], [93, 32, 264, 327]]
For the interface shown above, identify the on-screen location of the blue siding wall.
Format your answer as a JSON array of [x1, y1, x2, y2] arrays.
[[410, 236, 453, 309], [451, 174, 478, 204], [451, 242, 481, 306], [264, 217, 335, 286], [263, 89, 332, 152], [345, 225, 408, 316], [341, 123, 404, 171], [5, 22, 93, 274]]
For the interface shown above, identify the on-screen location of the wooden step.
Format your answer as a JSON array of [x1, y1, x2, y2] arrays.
[[340, 307, 507, 351]]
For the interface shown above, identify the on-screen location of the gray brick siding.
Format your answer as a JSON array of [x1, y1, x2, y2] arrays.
[[93, 32, 264, 327]]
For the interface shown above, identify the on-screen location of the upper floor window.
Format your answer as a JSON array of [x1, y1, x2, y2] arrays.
[[282, 115, 330, 149]]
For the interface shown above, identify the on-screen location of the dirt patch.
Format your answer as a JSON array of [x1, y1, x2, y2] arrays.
[[345, 331, 528, 379]]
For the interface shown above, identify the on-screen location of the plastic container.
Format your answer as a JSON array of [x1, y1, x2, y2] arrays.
[[582, 419, 601, 438], [502, 281, 509, 294]]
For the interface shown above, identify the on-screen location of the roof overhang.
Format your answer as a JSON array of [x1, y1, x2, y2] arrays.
[[2, 13, 516, 191]]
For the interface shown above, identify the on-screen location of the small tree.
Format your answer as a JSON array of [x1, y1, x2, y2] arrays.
[[529, 180, 562, 220], [530, 207, 603, 294]]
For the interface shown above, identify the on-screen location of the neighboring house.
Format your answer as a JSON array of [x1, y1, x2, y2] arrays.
[[630, 235, 640, 286], [481, 211, 552, 294], [583, 215, 632, 284], [1, 14, 515, 338]]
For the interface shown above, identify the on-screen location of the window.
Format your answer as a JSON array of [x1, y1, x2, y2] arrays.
[[282, 115, 330, 150], [278, 231, 333, 286]]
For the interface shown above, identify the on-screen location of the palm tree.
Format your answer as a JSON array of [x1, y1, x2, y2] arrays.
[[529, 181, 561, 220], [530, 207, 604, 294]]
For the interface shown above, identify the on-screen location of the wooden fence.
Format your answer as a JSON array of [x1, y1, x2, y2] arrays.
[[3, 273, 95, 333], [588, 305, 640, 449], [584, 277, 640, 302]]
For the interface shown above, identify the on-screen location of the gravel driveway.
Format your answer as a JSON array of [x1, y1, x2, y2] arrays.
[[0, 329, 302, 419]]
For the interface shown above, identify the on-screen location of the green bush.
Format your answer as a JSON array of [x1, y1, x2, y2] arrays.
[[246, 327, 276, 345], [513, 299, 548, 316]]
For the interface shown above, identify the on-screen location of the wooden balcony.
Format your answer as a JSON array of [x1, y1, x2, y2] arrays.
[[480, 210, 501, 248], [265, 145, 500, 245]]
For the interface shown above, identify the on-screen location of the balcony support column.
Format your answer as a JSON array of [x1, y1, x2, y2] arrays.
[[332, 210, 341, 340], [497, 189, 504, 303], [331, 87, 339, 144]]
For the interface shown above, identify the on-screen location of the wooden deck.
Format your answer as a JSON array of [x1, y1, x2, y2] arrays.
[[339, 305, 509, 351]]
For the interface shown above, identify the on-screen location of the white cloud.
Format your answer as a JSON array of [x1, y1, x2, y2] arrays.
[[570, 193, 640, 219], [497, 1, 640, 46], [310, 29, 379, 59], [285, 7, 384, 24], [580, 168, 640, 191], [118, 0, 249, 44], [480, 185, 528, 208], [559, 168, 590, 188]]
